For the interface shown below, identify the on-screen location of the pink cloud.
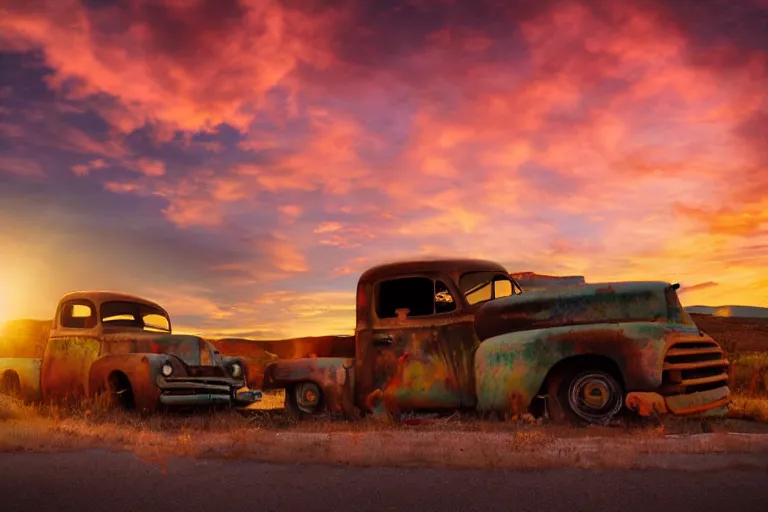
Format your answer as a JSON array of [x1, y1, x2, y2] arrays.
[[135, 159, 166, 177], [0, 0, 344, 134], [0, 156, 45, 178]]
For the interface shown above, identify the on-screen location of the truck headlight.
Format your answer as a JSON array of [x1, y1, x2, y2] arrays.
[[161, 362, 173, 376], [230, 363, 242, 378]]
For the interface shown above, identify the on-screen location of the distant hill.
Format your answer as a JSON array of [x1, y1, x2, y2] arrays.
[[0, 319, 52, 358], [684, 305, 768, 319]]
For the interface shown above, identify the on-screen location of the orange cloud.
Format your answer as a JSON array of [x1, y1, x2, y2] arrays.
[[0, 0, 344, 134], [2, 0, 768, 336]]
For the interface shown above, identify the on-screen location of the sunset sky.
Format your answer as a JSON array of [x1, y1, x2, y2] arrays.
[[1, 0, 767, 338]]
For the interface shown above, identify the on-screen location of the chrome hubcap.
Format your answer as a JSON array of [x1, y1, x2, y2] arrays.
[[568, 373, 622, 424]]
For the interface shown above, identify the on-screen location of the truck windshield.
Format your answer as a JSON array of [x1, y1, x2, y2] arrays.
[[460, 271, 519, 305], [100, 301, 171, 333], [665, 286, 697, 326]]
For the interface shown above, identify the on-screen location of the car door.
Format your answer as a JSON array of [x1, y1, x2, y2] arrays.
[[41, 299, 101, 403], [366, 274, 472, 411]]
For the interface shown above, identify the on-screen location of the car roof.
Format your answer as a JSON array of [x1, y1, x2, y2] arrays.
[[359, 258, 508, 283], [57, 291, 168, 314]]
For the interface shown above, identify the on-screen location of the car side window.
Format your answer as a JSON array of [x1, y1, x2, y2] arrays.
[[60, 300, 97, 329], [435, 280, 457, 314], [376, 277, 457, 318]]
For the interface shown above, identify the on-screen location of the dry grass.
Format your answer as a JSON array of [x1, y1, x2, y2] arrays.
[[2, 389, 768, 471], [731, 352, 768, 395], [3, 312, 768, 471], [728, 395, 768, 423]]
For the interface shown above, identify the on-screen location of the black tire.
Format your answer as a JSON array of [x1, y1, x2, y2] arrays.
[[285, 382, 323, 419], [108, 372, 135, 410], [1, 371, 21, 398], [547, 367, 624, 425]]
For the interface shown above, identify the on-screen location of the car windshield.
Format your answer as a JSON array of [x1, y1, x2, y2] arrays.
[[459, 271, 520, 306], [100, 301, 171, 333]]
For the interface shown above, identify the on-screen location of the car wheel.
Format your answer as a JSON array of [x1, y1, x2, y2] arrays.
[[548, 368, 624, 425], [1, 371, 21, 398], [285, 382, 323, 419]]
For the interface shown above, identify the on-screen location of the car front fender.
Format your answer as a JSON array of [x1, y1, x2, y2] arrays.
[[88, 353, 167, 411]]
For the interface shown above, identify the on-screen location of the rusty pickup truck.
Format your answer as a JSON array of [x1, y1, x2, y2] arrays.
[[0, 291, 262, 412], [257, 258, 731, 424]]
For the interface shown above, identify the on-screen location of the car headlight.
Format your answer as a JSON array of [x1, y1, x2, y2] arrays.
[[230, 362, 242, 378], [161, 362, 173, 376]]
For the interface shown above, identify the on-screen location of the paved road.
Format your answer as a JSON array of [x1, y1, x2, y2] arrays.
[[1, 450, 767, 512]]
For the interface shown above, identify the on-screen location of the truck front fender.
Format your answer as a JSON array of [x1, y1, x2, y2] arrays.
[[264, 357, 356, 415], [89, 353, 166, 411], [474, 322, 670, 414]]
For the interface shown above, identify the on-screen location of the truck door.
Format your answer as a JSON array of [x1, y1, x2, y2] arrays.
[[41, 299, 101, 404], [362, 275, 476, 412]]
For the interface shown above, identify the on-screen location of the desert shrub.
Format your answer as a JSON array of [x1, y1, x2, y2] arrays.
[[731, 352, 768, 395]]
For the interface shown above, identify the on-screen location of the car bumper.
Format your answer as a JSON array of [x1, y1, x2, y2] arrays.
[[155, 376, 263, 407], [626, 385, 731, 418]]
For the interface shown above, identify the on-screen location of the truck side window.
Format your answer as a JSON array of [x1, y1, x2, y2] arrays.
[[435, 280, 456, 314], [376, 277, 456, 318], [60, 300, 97, 329]]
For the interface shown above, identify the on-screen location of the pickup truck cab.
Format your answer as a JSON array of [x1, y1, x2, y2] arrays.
[[0, 291, 262, 412], [260, 258, 731, 424]]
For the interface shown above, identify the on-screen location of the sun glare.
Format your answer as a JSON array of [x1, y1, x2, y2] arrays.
[[0, 286, 8, 324], [0, 272, 29, 324]]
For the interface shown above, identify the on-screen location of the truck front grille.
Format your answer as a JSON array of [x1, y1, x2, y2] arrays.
[[659, 338, 729, 395]]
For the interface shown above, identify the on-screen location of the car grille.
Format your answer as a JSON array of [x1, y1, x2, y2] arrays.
[[660, 338, 730, 395]]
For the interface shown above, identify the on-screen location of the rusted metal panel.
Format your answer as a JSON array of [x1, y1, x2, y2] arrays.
[[51, 291, 172, 336], [359, 258, 508, 288], [264, 357, 355, 415], [510, 272, 586, 291], [41, 335, 101, 404], [474, 281, 672, 341], [0, 357, 43, 402], [215, 335, 355, 360], [626, 391, 668, 416], [664, 385, 730, 415], [474, 322, 668, 414], [214, 335, 355, 389], [358, 319, 479, 415]]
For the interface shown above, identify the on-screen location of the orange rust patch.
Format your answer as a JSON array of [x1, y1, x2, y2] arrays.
[[626, 392, 668, 416]]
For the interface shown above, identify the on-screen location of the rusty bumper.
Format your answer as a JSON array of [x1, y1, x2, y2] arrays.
[[155, 375, 262, 407], [626, 385, 730, 418]]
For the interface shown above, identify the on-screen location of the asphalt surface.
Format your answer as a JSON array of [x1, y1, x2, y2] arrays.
[[1, 450, 767, 512]]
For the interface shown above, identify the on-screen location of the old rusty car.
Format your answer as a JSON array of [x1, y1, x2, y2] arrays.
[[0, 291, 262, 412], [255, 258, 730, 424]]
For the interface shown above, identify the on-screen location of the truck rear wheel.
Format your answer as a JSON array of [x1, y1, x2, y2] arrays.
[[1, 371, 21, 398], [547, 368, 624, 425], [285, 382, 323, 419]]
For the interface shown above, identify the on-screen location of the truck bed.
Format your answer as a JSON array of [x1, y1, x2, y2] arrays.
[[0, 319, 51, 359]]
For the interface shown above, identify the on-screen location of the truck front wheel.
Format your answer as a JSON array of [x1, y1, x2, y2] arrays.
[[285, 382, 323, 419], [547, 368, 624, 425], [1, 371, 21, 398]]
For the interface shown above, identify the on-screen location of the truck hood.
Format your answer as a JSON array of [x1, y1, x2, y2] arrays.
[[102, 332, 209, 367], [473, 281, 673, 341]]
